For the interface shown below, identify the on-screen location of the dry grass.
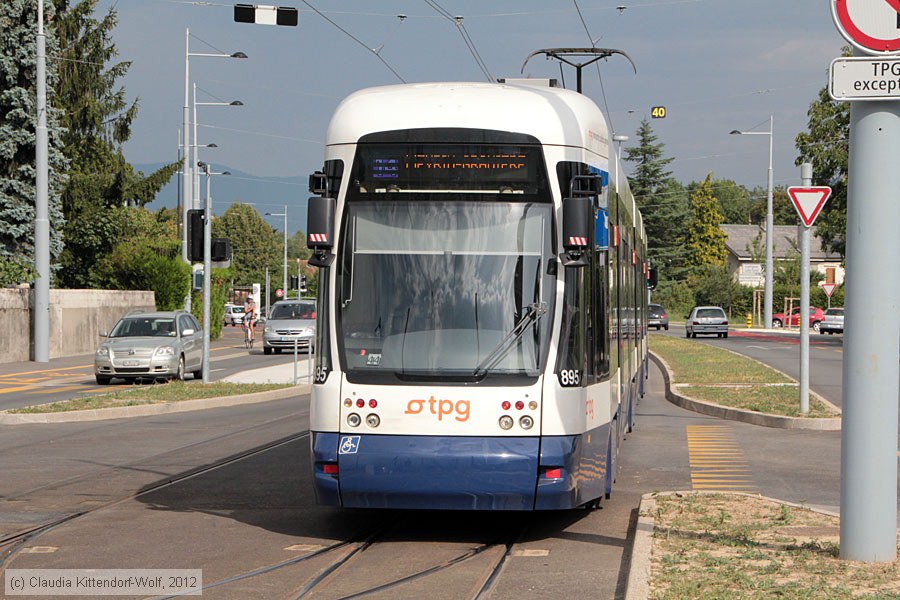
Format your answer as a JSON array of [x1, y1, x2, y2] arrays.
[[648, 493, 900, 599], [6, 381, 291, 414], [650, 333, 837, 418]]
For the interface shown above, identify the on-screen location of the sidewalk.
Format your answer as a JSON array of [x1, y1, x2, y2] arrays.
[[223, 356, 315, 385]]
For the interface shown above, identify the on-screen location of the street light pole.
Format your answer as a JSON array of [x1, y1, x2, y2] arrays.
[[197, 162, 229, 383], [266, 208, 288, 297], [34, 0, 50, 362], [730, 115, 774, 329], [181, 28, 246, 310]]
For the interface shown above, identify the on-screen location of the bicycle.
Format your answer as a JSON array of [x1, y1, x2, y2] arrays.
[[242, 318, 255, 349]]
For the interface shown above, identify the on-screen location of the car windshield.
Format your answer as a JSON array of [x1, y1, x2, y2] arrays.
[[110, 317, 177, 338], [270, 303, 316, 320], [649, 305, 664, 315], [230, 307, 244, 314], [826, 308, 843, 316], [696, 308, 725, 319]]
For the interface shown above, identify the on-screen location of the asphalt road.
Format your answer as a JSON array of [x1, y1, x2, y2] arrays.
[[0, 326, 309, 411], [1, 325, 897, 599]]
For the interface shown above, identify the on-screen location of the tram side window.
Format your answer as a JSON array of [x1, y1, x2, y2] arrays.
[[556, 268, 586, 385], [593, 249, 610, 379]]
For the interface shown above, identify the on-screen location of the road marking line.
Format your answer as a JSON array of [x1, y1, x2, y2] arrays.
[[26, 385, 93, 395]]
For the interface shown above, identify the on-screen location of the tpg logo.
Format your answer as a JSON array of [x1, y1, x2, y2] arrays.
[[405, 396, 471, 422]]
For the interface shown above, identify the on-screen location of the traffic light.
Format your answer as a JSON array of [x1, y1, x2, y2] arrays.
[[187, 209, 204, 262], [299, 276, 308, 293], [289, 275, 299, 290], [211, 238, 230, 262]]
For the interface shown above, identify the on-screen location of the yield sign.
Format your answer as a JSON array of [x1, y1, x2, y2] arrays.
[[787, 186, 832, 228], [821, 283, 837, 297]]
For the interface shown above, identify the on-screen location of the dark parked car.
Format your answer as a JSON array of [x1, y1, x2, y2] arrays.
[[685, 306, 729, 338], [94, 310, 204, 384], [819, 307, 844, 335], [772, 306, 825, 332], [648, 303, 669, 330]]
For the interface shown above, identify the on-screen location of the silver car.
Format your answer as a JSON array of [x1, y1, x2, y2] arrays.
[[819, 307, 844, 335], [685, 306, 729, 339], [263, 300, 316, 355], [224, 304, 245, 326], [94, 311, 204, 384]]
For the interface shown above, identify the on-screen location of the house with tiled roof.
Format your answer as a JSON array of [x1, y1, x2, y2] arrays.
[[721, 224, 844, 287]]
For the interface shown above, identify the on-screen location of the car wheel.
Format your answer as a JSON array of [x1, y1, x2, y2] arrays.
[[812, 321, 821, 333], [772, 319, 783, 328], [691, 332, 697, 338], [685, 329, 690, 338], [664, 325, 669, 331], [95, 375, 111, 385], [174, 356, 185, 382], [264, 347, 272, 355], [723, 332, 728, 339]]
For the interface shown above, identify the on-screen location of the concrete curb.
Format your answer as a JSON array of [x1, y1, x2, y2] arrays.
[[650, 351, 842, 431], [624, 491, 842, 600], [0, 385, 309, 424]]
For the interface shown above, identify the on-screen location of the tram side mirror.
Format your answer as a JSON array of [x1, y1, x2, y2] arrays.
[[570, 174, 602, 198], [309, 171, 328, 195], [307, 196, 336, 268], [561, 196, 591, 268], [648, 268, 658, 290]]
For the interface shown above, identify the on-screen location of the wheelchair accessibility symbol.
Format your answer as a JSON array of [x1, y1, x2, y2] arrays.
[[339, 435, 360, 454]]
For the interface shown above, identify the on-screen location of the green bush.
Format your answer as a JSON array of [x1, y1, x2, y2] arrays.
[[191, 269, 229, 340]]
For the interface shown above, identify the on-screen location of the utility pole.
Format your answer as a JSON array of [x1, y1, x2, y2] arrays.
[[33, 0, 50, 363]]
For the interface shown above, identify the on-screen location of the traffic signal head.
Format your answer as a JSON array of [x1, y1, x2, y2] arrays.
[[187, 209, 205, 262]]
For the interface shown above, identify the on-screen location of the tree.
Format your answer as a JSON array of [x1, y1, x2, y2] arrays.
[[623, 118, 675, 202], [702, 179, 751, 225], [52, 0, 177, 287], [89, 207, 190, 309], [286, 230, 311, 261], [0, 0, 69, 281], [795, 48, 851, 257], [212, 203, 282, 286], [686, 174, 727, 270]]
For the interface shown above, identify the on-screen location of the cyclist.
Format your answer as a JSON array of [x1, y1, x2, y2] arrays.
[[243, 296, 259, 342]]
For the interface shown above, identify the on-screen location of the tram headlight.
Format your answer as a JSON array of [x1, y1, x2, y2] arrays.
[[519, 415, 534, 430], [347, 413, 361, 427], [365, 414, 380, 428], [499, 415, 514, 430]]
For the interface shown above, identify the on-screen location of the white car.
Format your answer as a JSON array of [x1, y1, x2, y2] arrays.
[[224, 304, 246, 326]]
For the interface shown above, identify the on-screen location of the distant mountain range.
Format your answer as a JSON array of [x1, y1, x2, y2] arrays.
[[139, 163, 311, 234]]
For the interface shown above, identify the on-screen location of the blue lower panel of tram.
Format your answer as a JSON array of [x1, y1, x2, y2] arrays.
[[312, 428, 610, 510]]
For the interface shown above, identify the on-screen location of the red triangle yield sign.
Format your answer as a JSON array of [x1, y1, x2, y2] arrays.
[[821, 282, 837, 297], [787, 186, 831, 228]]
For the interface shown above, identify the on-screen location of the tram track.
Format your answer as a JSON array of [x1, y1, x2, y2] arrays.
[[0, 428, 311, 570]]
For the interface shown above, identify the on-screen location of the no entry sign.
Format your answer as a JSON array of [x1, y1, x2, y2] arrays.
[[832, 0, 900, 54]]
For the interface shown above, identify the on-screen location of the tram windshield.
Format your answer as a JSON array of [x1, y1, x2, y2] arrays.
[[336, 199, 555, 384]]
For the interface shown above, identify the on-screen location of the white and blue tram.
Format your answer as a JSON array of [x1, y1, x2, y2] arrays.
[[305, 81, 650, 510]]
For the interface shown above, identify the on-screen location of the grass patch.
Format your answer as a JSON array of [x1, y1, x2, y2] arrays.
[[650, 333, 836, 418], [649, 493, 900, 599], [7, 381, 293, 414]]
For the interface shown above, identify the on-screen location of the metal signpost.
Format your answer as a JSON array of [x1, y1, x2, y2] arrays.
[[829, 0, 900, 563], [821, 282, 837, 308], [787, 176, 831, 416]]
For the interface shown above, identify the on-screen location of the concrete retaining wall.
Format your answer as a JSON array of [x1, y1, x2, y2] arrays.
[[0, 288, 155, 363]]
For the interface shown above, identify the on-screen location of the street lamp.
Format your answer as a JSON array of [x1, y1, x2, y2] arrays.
[[730, 115, 774, 329], [181, 27, 246, 268], [192, 83, 242, 211], [266, 207, 288, 300], [197, 161, 230, 383]]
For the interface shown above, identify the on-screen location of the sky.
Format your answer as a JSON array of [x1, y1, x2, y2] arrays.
[[97, 0, 848, 236]]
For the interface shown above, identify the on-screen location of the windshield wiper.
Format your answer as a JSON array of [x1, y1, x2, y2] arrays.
[[472, 302, 547, 377]]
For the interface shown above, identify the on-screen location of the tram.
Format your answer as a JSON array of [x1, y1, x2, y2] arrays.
[[305, 80, 650, 510]]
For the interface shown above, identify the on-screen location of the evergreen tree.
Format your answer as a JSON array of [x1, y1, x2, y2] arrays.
[[686, 174, 727, 269], [795, 58, 850, 257], [52, 0, 177, 287], [0, 0, 68, 282], [623, 117, 674, 203]]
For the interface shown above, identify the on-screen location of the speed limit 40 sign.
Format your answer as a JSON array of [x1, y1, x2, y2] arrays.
[[832, 0, 900, 54]]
